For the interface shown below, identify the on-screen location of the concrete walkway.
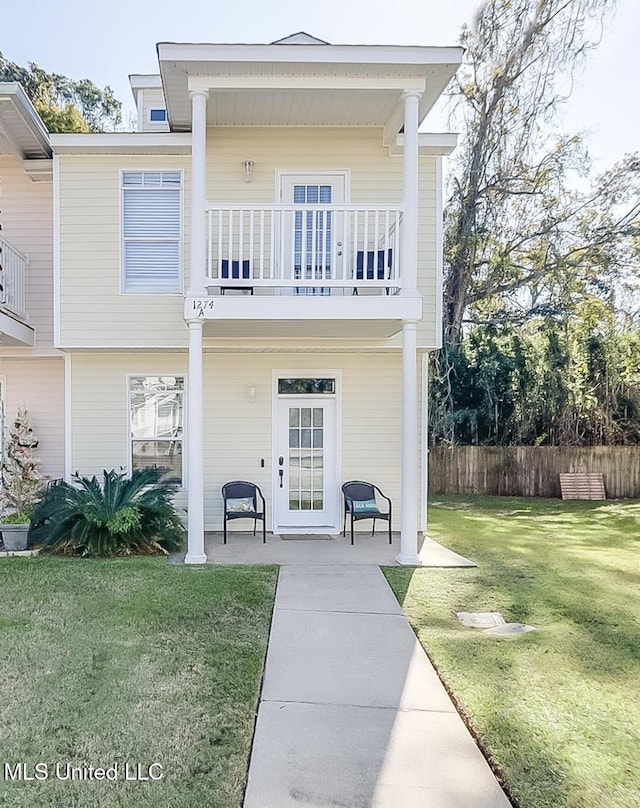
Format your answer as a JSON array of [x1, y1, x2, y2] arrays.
[[244, 566, 511, 808]]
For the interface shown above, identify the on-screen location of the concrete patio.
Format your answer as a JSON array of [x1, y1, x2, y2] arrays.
[[201, 531, 477, 567]]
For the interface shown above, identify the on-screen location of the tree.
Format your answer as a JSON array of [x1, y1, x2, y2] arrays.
[[0, 52, 122, 133], [0, 406, 42, 517], [442, 0, 640, 345]]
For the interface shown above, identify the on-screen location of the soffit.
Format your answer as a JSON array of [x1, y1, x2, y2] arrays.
[[0, 84, 51, 160], [158, 44, 462, 132]]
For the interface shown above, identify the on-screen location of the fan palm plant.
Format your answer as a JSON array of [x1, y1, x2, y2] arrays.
[[30, 468, 184, 557]]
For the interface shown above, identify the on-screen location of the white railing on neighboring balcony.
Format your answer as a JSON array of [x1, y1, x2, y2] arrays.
[[0, 235, 27, 318], [206, 204, 403, 293]]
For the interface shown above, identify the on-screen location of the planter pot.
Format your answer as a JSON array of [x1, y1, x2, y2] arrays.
[[1, 523, 30, 551]]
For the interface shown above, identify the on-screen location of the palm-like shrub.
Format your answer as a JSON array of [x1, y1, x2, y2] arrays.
[[30, 468, 184, 557]]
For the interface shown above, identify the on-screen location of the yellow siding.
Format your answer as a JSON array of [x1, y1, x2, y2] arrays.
[[70, 351, 423, 531], [1, 357, 65, 478], [58, 128, 438, 349], [58, 154, 190, 347], [140, 89, 169, 133], [0, 154, 55, 353]]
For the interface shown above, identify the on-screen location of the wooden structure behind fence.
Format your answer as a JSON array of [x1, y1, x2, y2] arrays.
[[429, 446, 640, 499]]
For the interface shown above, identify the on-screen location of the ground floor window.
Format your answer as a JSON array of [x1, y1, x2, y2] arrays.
[[129, 375, 184, 484]]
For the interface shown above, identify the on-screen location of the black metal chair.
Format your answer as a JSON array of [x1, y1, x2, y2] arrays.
[[342, 480, 392, 545], [221, 481, 266, 544]]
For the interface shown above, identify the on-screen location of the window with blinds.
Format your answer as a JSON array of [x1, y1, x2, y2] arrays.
[[122, 171, 182, 293]]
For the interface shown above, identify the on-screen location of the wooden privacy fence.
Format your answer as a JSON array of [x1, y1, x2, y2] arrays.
[[429, 446, 640, 499]]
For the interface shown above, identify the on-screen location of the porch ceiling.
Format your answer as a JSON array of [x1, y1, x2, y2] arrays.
[[157, 42, 462, 134], [200, 318, 405, 340], [0, 311, 35, 347]]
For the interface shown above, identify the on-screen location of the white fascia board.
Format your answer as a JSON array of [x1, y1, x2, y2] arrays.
[[0, 83, 51, 157], [184, 294, 422, 322], [128, 74, 163, 106], [188, 75, 426, 92], [129, 74, 163, 89], [49, 133, 191, 154], [158, 42, 463, 67], [389, 132, 459, 156]]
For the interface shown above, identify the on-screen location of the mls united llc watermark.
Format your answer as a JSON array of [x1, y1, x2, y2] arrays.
[[3, 762, 164, 782]]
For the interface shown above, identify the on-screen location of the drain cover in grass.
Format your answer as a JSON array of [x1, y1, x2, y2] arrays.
[[484, 623, 537, 636], [457, 612, 506, 628]]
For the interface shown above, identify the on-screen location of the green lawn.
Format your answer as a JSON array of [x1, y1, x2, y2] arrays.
[[384, 496, 640, 808], [0, 558, 277, 808]]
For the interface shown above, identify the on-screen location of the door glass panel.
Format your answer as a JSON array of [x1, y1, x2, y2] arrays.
[[288, 406, 324, 511], [293, 184, 332, 296]]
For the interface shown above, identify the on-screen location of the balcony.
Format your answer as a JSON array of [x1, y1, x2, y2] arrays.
[[0, 235, 33, 346], [186, 204, 421, 340]]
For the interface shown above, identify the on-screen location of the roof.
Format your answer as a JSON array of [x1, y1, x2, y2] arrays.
[[155, 34, 463, 141], [0, 83, 51, 159]]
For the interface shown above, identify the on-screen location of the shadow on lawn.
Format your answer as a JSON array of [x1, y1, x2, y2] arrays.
[[434, 508, 640, 672]]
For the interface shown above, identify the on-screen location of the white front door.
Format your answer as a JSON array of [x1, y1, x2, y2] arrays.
[[280, 174, 346, 293], [274, 390, 338, 532]]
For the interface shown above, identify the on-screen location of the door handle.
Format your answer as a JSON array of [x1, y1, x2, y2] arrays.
[[279, 469, 284, 489]]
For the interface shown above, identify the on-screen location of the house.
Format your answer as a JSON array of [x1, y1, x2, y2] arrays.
[[0, 33, 462, 563]]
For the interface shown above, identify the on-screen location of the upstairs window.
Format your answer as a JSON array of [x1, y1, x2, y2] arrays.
[[149, 108, 167, 122], [122, 171, 182, 293]]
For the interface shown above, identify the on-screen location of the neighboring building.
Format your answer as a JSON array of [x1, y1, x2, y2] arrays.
[[0, 33, 462, 563]]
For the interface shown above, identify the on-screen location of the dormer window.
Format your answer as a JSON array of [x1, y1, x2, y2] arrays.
[[149, 108, 167, 122]]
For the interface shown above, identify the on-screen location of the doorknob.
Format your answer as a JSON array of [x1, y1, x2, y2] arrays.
[[279, 469, 284, 489]]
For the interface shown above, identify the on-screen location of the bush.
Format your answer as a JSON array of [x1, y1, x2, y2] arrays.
[[30, 469, 185, 557]]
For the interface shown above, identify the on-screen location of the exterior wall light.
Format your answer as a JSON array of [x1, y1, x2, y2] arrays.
[[247, 384, 256, 402], [242, 160, 255, 183]]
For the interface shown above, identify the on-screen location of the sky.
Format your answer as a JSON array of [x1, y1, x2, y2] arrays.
[[1, 0, 637, 172]]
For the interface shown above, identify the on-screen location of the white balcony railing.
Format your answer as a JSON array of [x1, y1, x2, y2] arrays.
[[0, 235, 27, 318], [206, 204, 402, 293]]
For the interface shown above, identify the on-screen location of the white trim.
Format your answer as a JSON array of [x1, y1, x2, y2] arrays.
[[420, 351, 428, 532], [119, 169, 184, 295], [397, 320, 420, 565], [435, 155, 444, 349], [134, 89, 143, 132], [188, 76, 425, 92], [389, 132, 459, 156], [185, 321, 206, 562], [0, 83, 51, 158], [22, 160, 53, 181], [129, 74, 163, 90], [0, 312, 35, 347], [49, 134, 191, 154], [53, 154, 61, 347], [271, 369, 342, 534], [158, 42, 463, 67], [274, 169, 351, 203], [125, 372, 186, 490], [64, 352, 72, 482]]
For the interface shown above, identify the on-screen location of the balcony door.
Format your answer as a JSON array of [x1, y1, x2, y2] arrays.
[[279, 173, 347, 295]]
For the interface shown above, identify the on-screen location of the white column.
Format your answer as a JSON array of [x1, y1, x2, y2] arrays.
[[185, 319, 206, 564], [397, 319, 421, 565], [420, 351, 429, 534], [401, 90, 421, 295], [189, 89, 208, 297]]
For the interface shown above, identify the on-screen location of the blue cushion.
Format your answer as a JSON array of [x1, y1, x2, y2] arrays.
[[221, 259, 251, 279], [352, 499, 379, 513], [355, 249, 392, 280]]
